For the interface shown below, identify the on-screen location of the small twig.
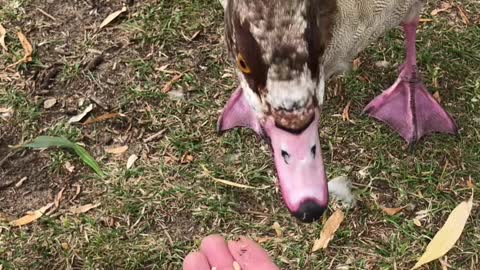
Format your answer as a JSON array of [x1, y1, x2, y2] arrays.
[[143, 129, 166, 143], [36, 8, 57, 21]]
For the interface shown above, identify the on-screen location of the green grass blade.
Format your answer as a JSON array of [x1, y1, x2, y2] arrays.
[[24, 136, 106, 177], [72, 144, 106, 177], [25, 136, 75, 148]]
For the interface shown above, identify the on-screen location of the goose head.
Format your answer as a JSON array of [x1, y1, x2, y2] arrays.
[[218, 0, 337, 222]]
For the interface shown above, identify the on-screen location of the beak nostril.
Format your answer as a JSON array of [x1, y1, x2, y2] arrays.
[[311, 145, 316, 159], [281, 150, 290, 164]]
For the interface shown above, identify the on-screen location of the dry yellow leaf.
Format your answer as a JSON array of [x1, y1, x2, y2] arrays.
[[69, 203, 101, 214], [0, 23, 7, 52], [180, 153, 194, 164], [312, 209, 345, 252], [105, 145, 128, 155], [17, 31, 33, 62], [272, 222, 283, 238], [9, 203, 54, 226], [412, 193, 474, 269], [99, 6, 127, 29], [382, 206, 406, 216]]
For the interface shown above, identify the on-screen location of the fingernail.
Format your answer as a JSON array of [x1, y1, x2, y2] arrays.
[[233, 261, 241, 270]]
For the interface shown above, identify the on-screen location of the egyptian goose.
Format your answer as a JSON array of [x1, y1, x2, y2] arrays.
[[217, 0, 457, 222]]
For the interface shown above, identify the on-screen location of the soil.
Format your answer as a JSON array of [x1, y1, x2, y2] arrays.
[[0, 0, 138, 216]]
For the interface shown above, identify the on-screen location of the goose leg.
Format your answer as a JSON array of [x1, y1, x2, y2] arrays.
[[364, 17, 458, 144]]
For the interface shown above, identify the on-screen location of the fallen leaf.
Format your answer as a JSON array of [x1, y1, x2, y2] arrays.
[[272, 222, 283, 238], [69, 203, 101, 214], [382, 206, 406, 216], [9, 203, 54, 226], [17, 31, 33, 62], [412, 193, 474, 269], [43, 98, 57, 109], [0, 23, 7, 52], [126, 154, 138, 169], [431, 2, 452, 16], [83, 112, 123, 125], [312, 209, 345, 251], [68, 104, 94, 123], [342, 101, 352, 121], [466, 176, 475, 189], [105, 145, 128, 155], [180, 153, 194, 164], [161, 74, 183, 93], [433, 91, 442, 103], [99, 6, 127, 29]]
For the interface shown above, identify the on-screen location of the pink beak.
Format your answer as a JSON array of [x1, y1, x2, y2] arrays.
[[218, 88, 328, 222]]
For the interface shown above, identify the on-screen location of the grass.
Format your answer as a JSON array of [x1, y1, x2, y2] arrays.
[[0, 0, 479, 269]]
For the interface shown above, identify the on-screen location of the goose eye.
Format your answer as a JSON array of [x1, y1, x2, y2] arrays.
[[236, 53, 251, 74]]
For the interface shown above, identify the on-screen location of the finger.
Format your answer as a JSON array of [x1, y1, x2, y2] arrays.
[[228, 237, 280, 270], [183, 251, 211, 270], [200, 234, 236, 270]]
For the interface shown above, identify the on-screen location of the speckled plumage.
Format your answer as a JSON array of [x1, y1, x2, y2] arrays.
[[323, 0, 422, 78]]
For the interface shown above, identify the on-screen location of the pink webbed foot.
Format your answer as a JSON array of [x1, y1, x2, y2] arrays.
[[364, 17, 458, 144], [183, 235, 279, 270], [364, 67, 458, 144]]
